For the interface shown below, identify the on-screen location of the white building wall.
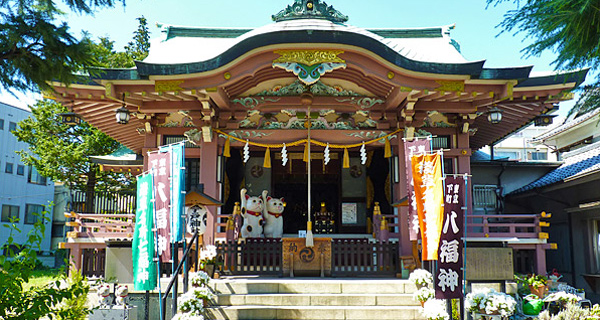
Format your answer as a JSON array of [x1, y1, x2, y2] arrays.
[[0, 102, 54, 253]]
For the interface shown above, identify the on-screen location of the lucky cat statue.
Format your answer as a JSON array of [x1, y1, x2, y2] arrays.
[[240, 188, 264, 238], [262, 190, 285, 238]]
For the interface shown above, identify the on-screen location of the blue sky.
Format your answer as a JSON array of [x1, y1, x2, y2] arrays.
[[0, 0, 583, 112]]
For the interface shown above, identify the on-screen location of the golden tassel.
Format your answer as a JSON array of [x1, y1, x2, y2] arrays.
[[303, 143, 309, 162], [224, 138, 231, 157], [306, 221, 314, 247], [264, 147, 271, 168], [384, 138, 391, 158], [343, 148, 350, 168]]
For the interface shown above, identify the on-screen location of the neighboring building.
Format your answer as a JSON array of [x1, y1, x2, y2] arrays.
[[507, 106, 600, 301], [0, 102, 54, 258], [491, 123, 561, 162], [52, 0, 586, 276]]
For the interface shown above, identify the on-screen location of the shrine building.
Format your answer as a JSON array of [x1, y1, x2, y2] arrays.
[[53, 0, 586, 276]]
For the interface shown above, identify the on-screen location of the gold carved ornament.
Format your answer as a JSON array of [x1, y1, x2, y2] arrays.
[[273, 49, 346, 65]]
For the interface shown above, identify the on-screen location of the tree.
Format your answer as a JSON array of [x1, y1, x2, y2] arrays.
[[0, 209, 91, 319], [488, 0, 600, 71], [13, 99, 128, 195], [0, 0, 124, 93], [88, 16, 150, 68]]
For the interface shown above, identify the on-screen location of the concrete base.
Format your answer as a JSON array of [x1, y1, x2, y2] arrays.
[[89, 306, 137, 320]]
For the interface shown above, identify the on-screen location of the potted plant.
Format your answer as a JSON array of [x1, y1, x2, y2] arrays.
[[547, 269, 563, 290], [408, 268, 433, 289], [543, 291, 581, 315], [515, 274, 548, 299], [413, 286, 434, 307], [465, 288, 517, 320], [421, 299, 450, 320], [199, 245, 220, 277]]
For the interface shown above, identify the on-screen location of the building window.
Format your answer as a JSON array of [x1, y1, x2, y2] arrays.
[[51, 223, 65, 237], [16, 165, 24, 176], [473, 185, 498, 209], [28, 166, 47, 185], [1, 205, 19, 222], [8, 121, 16, 132], [185, 158, 200, 191], [5, 162, 13, 174], [163, 135, 200, 148], [432, 135, 451, 150], [24, 204, 45, 224], [0, 118, 4, 130], [528, 151, 548, 161], [496, 151, 520, 160]]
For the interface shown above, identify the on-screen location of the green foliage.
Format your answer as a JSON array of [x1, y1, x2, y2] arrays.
[[88, 16, 150, 68], [0, 0, 124, 92], [515, 273, 548, 287], [0, 209, 91, 319], [566, 86, 600, 118], [487, 0, 600, 71], [13, 99, 132, 192], [451, 299, 459, 320]]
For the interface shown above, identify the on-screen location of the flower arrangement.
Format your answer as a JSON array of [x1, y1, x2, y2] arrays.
[[543, 291, 581, 307], [190, 271, 211, 288], [515, 273, 548, 287], [421, 299, 450, 320], [413, 287, 434, 304], [409, 269, 433, 288], [200, 245, 219, 268], [465, 288, 517, 318], [173, 270, 216, 319]]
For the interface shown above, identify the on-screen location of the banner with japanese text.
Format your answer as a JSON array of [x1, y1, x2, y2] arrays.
[[435, 176, 465, 299], [132, 173, 157, 291], [148, 151, 171, 262], [160, 143, 186, 243], [411, 152, 444, 260], [404, 139, 431, 241]]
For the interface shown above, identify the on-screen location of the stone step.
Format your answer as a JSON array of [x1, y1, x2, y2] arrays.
[[205, 305, 427, 320], [216, 293, 419, 306], [211, 278, 418, 295]]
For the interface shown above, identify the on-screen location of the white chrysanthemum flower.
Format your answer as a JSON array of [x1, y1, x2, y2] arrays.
[[409, 269, 433, 287], [421, 299, 449, 320]]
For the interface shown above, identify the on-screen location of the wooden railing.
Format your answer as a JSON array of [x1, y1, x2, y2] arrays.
[[71, 190, 136, 214], [466, 213, 543, 239], [331, 239, 399, 277], [65, 211, 136, 240], [217, 238, 282, 275]]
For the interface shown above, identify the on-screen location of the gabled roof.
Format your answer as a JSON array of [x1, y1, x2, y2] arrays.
[[510, 141, 600, 194], [530, 107, 600, 143]]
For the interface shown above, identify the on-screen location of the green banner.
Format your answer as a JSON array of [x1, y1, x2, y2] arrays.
[[132, 172, 157, 291]]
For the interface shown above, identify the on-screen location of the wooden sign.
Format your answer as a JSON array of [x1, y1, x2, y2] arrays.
[[282, 238, 332, 277], [465, 248, 514, 281]]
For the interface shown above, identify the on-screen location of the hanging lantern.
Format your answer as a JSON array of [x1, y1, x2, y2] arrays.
[[58, 101, 82, 126], [487, 106, 503, 124]]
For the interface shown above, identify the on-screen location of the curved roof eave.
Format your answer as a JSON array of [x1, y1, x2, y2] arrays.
[[127, 29, 487, 78], [515, 68, 589, 88]]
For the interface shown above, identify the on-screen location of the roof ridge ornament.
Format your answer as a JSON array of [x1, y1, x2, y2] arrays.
[[272, 0, 349, 23]]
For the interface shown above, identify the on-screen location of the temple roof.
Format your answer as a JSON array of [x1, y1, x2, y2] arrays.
[[147, 21, 468, 66], [510, 141, 600, 194]]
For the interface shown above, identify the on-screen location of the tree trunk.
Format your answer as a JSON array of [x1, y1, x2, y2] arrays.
[[84, 167, 97, 213]]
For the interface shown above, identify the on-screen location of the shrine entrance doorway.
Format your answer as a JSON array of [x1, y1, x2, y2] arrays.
[[272, 152, 343, 235]]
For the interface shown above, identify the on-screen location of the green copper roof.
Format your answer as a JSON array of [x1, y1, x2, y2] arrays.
[[272, 0, 348, 23]]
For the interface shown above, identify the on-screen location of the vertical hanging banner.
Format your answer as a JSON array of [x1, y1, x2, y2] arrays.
[[160, 143, 186, 243], [411, 152, 444, 260], [404, 139, 431, 241], [435, 175, 465, 299], [132, 173, 157, 290], [148, 151, 171, 262]]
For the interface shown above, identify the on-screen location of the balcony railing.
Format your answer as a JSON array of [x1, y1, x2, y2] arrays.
[[65, 212, 135, 240], [71, 190, 136, 214], [466, 213, 544, 239]]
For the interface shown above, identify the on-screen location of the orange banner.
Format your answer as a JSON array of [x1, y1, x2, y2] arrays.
[[411, 153, 444, 260]]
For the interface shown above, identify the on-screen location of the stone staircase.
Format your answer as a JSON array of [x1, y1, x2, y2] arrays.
[[205, 278, 427, 320]]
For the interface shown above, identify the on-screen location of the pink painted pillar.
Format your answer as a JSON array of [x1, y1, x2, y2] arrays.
[[397, 138, 411, 256], [536, 245, 547, 275], [456, 131, 472, 216], [200, 139, 219, 246], [69, 246, 81, 275]]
